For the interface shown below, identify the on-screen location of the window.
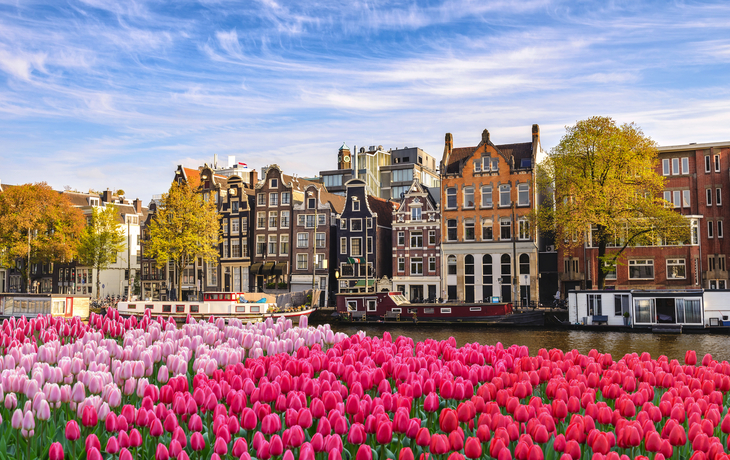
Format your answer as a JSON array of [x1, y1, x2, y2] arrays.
[[662, 159, 670, 175], [270, 193, 279, 206], [518, 183, 529, 206], [352, 200, 360, 212], [715, 154, 720, 172], [481, 186, 493, 208], [351, 219, 362, 231], [297, 233, 309, 248], [707, 189, 712, 206], [318, 214, 326, 226], [270, 178, 278, 188], [280, 235, 289, 255], [491, 158, 499, 171], [482, 220, 493, 240], [231, 201, 239, 213], [628, 259, 654, 279], [673, 191, 681, 208], [297, 215, 306, 226], [223, 241, 229, 259], [717, 188, 722, 206], [282, 192, 291, 204], [682, 157, 689, 174], [501, 254, 511, 286], [464, 220, 475, 241], [367, 237, 373, 254], [614, 294, 629, 316], [708, 220, 714, 238], [464, 187, 475, 208], [720, 255, 726, 271], [499, 184, 511, 207], [351, 238, 362, 257], [446, 188, 457, 209], [604, 261, 616, 279], [411, 207, 422, 221], [411, 231, 423, 247], [306, 215, 316, 228], [705, 155, 711, 173], [316, 232, 325, 248], [340, 237, 347, 254], [474, 158, 481, 172], [256, 235, 265, 256], [718, 220, 724, 238], [683, 190, 690, 208], [257, 212, 266, 229], [397, 231, 405, 245], [429, 257, 436, 272], [447, 219, 457, 241], [519, 254, 530, 275], [587, 294, 602, 316], [340, 218, 347, 230], [666, 259, 686, 279], [366, 217, 372, 229], [518, 219, 530, 240], [231, 239, 241, 258], [672, 158, 679, 175], [281, 211, 290, 228], [428, 230, 436, 245], [307, 198, 316, 209], [411, 258, 423, 275], [269, 211, 278, 228], [297, 254, 308, 270], [447, 255, 457, 275], [397, 257, 405, 272], [500, 219, 511, 240], [268, 236, 277, 255], [257, 194, 266, 206], [663, 190, 671, 205], [709, 255, 717, 271]]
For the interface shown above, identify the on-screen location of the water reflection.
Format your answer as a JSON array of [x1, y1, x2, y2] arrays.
[[325, 324, 730, 363]]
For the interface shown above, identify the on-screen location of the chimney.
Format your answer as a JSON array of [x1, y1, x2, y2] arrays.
[[444, 133, 453, 157], [102, 188, 113, 204], [133, 198, 142, 214], [482, 129, 490, 144], [532, 124, 540, 156], [249, 169, 258, 189]]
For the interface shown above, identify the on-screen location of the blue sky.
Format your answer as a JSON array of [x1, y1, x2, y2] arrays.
[[1, 0, 729, 201]]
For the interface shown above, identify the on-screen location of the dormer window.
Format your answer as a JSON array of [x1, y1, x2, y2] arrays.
[[88, 197, 100, 206]]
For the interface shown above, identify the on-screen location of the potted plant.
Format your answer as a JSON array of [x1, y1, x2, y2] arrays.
[[623, 311, 630, 326]]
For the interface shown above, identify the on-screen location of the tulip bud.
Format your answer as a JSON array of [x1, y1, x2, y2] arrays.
[[49, 442, 65, 460]]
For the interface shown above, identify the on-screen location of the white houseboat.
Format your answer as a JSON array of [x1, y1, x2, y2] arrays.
[[0, 294, 90, 320], [116, 291, 315, 323]]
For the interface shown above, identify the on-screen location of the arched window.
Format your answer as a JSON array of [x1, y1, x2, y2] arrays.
[[483, 255, 493, 300], [464, 255, 475, 303], [519, 254, 530, 275], [447, 255, 457, 275]]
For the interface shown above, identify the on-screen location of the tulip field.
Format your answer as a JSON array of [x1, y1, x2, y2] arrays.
[[1, 310, 730, 460]]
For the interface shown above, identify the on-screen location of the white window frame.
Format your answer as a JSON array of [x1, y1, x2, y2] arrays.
[[481, 186, 493, 208], [708, 220, 714, 238], [351, 238, 363, 257], [351, 218, 363, 232], [352, 200, 360, 212], [280, 235, 289, 255], [340, 237, 347, 254], [705, 155, 711, 173], [717, 188, 722, 206], [270, 178, 278, 188], [446, 188, 457, 209], [518, 219, 530, 240], [297, 232, 309, 248], [707, 189, 712, 206], [281, 210, 290, 228], [718, 220, 724, 239], [257, 194, 266, 206], [715, 154, 720, 172], [397, 231, 405, 245], [411, 207, 422, 221], [281, 192, 291, 204], [429, 257, 436, 272], [410, 231, 423, 248], [463, 187, 475, 209], [682, 190, 690, 208], [269, 192, 279, 207], [256, 211, 266, 229], [673, 191, 681, 208], [517, 183, 529, 206], [671, 158, 680, 175], [428, 230, 436, 245], [666, 259, 686, 280], [681, 157, 689, 175], [230, 218, 239, 234], [297, 254, 308, 270], [499, 184, 511, 207], [268, 211, 278, 229], [397, 257, 405, 272], [662, 159, 670, 176], [628, 259, 654, 280], [410, 257, 423, 275]]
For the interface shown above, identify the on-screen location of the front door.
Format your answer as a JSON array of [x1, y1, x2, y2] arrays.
[[520, 285, 530, 307], [428, 285, 436, 302], [411, 285, 423, 302], [256, 276, 264, 292]]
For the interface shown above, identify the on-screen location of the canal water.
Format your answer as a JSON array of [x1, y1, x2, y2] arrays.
[[326, 323, 730, 363]]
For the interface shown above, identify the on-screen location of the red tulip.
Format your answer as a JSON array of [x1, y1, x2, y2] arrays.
[[155, 443, 169, 460], [669, 425, 687, 446], [645, 431, 662, 452], [82, 405, 98, 427], [430, 433, 450, 455], [129, 429, 142, 448], [464, 437, 482, 459], [191, 432, 205, 451], [685, 350, 697, 365], [65, 420, 80, 441], [356, 445, 372, 460], [214, 437, 229, 456], [233, 438, 249, 457], [87, 447, 103, 460], [348, 424, 366, 445], [416, 427, 431, 447], [400, 448, 415, 460], [49, 442, 65, 460], [440, 408, 459, 433], [85, 434, 101, 453], [106, 436, 120, 455], [527, 445, 544, 460], [119, 448, 133, 460], [565, 440, 581, 460], [376, 422, 393, 444], [477, 424, 491, 443], [150, 418, 164, 437]]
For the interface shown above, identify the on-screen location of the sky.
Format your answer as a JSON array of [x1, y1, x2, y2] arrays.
[[1, 0, 729, 202]]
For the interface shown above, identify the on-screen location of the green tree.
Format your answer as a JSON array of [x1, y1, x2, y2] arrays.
[[77, 204, 127, 299], [146, 179, 220, 301], [0, 183, 85, 292], [537, 116, 690, 289]]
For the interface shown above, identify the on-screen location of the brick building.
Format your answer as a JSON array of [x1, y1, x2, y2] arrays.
[[392, 180, 441, 302], [440, 126, 540, 304], [558, 141, 730, 293]]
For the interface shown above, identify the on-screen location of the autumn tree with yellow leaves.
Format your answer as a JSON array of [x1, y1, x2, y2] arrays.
[[146, 179, 220, 301], [537, 116, 690, 289]]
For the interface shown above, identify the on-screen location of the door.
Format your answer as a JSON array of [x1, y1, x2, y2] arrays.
[[520, 285, 530, 307], [256, 276, 264, 292], [428, 285, 436, 302], [411, 285, 424, 302]]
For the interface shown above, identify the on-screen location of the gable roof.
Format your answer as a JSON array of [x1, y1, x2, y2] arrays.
[[443, 142, 533, 174]]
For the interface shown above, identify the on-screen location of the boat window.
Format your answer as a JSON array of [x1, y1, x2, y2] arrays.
[[392, 308, 401, 313], [441, 307, 452, 314], [190, 304, 199, 313], [176, 305, 185, 313], [424, 308, 434, 314], [145, 304, 153, 310], [367, 300, 377, 311], [128, 304, 137, 310], [236, 306, 246, 312], [347, 301, 357, 312], [470, 307, 481, 311], [408, 308, 417, 314], [250, 306, 260, 313], [162, 304, 172, 313]]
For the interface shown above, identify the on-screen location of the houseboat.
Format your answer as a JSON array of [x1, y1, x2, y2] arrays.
[[0, 294, 90, 320], [116, 291, 315, 323], [568, 289, 706, 332], [334, 291, 539, 325]]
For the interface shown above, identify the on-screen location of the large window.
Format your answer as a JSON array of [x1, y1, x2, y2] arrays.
[[464, 219, 475, 241], [231, 218, 239, 234], [280, 235, 289, 255], [269, 211, 278, 228], [499, 184, 511, 207], [666, 259, 686, 279], [429, 257, 436, 272], [629, 259, 654, 279], [519, 254, 530, 275], [257, 194, 266, 206], [411, 258, 423, 275], [324, 175, 343, 188], [351, 238, 362, 257], [316, 232, 325, 248], [351, 219, 362, 231], [231, 239, 241, 258], [482, 220, 493, 240], [482, 255, 493, 300], [446, 188, 457, 209], [463, 187, 475, 208], [257, 212, 266, 229], [517, 183, 529, 206], [297, 254, 308, 270], [281, 211, 290, 228], [282, 192, 291, 204], [588, 294, 602, 316], [500, 219, 511, 240], [410, 231, 423, 248], [297, 233, 309, 248], [411, 207, 422, 221], [270, 193, 279, 206], [481, 186, 493, 208], [447, 255, 457, 275], [268, 235, 277, 255], [447, 219, 457, 241], [256, 235, 265, 256], [518, 219, 530, 240]]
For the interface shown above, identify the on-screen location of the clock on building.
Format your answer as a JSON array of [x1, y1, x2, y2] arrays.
[[344, 155, 350, 162]]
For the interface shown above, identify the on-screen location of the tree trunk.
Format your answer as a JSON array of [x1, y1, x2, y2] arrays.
[[96, 267, 101, 299], [597, 225, 607, 290], [177, 260, 184, 302]]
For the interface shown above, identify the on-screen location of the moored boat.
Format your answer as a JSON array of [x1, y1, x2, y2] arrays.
[[116, 291, 315, 323]]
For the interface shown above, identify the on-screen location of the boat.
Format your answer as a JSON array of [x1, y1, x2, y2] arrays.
[[334, 291, 535, 325], [116, 291, 316, 323], [0, 293, 90, 320]]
